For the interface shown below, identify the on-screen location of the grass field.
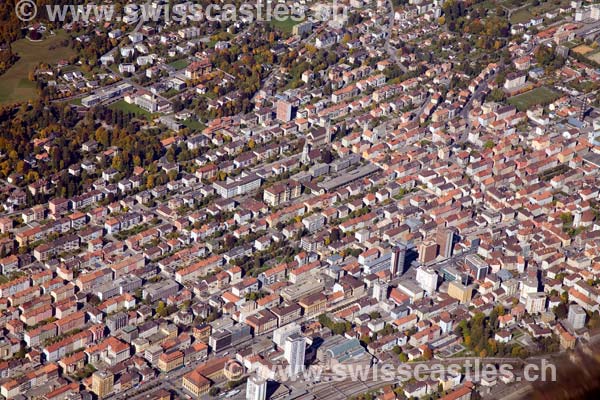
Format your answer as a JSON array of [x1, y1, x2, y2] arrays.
[[573, 44, 595, 55], [168, 59, 190, 70], [182, 118, 205, 131], [508, 86, 561, 111], [509, 0, 569, 24], [162, 88, 180, 98], [0, 31, 75, 104], [587, 51, 600, 64], [110, 100, 154, 119], [510, 9, 533, 24], [270, 16, 300, 33]]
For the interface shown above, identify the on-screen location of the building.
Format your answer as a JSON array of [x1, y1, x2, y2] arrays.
[[271, 303, 302, 326], [142, 279, 179, 303], [438, 383, 473, 400], [525, 292, 546, 314], [182, 370, 211, 397], [246, 310, 278, 335], [182, 357, 231, 396], [158, 350, 184, 373], [81, 83, 132, 108], [246, 375, 267, 400], [390, 244, 407, 276], [134, 93, 172, 113], [318, 336, 371, 369], [302, 213, 325, 233], [416, 267, 438, 295], [276, 100, 293, 122], [568, 305, 586, 329], [362, 252, 392, 275], [92, 370, 114, 398], [311, 164, 330, 180], [208, 323, 252, 353], [520, 277, 539, 303], [437, 228, 454, 259], [185, 59, 212, 79], [263, 181, 302, 207], [418, 241, 438, 264], [447, 281, 473, 304], [284, 333, 306, 377], [465, 255, 488, 281], [372, 280, 388, 301], [273, 322, 301, 348], [503, 71, 527, 90], [292, 20, 313, 36], [298, 293, 327, 317], [213, 174, 262, 199], [106, 312, 129, 333]]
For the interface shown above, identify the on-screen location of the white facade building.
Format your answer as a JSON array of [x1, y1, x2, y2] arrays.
[[246, 375, 267, 400], [284, 333, 306, 377]]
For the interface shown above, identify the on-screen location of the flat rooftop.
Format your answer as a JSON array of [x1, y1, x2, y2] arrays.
[[318, 163, 380, 191]]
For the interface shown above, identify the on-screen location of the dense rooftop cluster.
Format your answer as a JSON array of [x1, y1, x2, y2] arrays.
[[1, 0, 600, 400]]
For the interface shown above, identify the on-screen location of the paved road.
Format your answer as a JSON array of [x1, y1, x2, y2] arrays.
[[384, 0, 407, 73]]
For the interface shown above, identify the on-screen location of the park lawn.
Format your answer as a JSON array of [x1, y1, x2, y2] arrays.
[[162, 88, 181, 98], [508, 87, 561, 111], [510, 8, 533, 24], [182, 118, 205, 131], [573, 44, 595, 55], [110, 100, 154, 120], [587, 51, 600, 64], [508, 0, 569, 24], [168, 59, 190, 70], [0, 31, 75, 104], [269, 16, 300, 33]]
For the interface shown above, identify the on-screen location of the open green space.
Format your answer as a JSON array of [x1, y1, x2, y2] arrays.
[[510, 8, 533, 24], [168, 59, 190, 70], [269, 16, 300, 33], [109, 100, 154, 120], [508, 0, 570, 24], [508, 86, 561, 111], [0, 31, 75, 104], [182, 118, 205, 131]]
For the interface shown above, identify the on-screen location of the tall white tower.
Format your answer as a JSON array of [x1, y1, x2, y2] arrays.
[[326, 123, 333, 143], [416, 266, 438, 295], [568, 305, 586, 330], [520, 277, 538, 303], [390, 245, 406, 276], [301, 142, 311, 164], [284, 333, 306, 377], [246, 375, 267, 400], [373, 280, 389, 301]]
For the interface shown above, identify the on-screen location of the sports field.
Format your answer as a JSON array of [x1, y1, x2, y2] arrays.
[[508, 87, 561, 111]]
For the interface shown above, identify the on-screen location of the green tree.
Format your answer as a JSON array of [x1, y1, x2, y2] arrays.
[[95, 127, 109, 147], [156, 301, 168, 317], [422, 347, 433, 360], [490, 88, 506, 102], [553, 303, 567, 319]]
